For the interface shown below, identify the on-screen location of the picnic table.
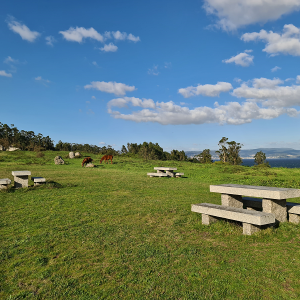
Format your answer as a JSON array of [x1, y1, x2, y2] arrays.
[[210, 184, 300, 224], [192, 183, 300, 235], [12, 170, 31, 188], [147, 167, 184, 178]]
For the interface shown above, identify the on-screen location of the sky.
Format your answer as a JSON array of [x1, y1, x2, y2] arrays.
[[1, 0, 300, 152]]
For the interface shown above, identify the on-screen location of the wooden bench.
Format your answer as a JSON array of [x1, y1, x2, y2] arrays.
[[12, 171, 31, 188], [0, 178, 11, 189], [210, 184, 300, 224], [191, 203, 275, 235], [31, 177, 46, 186], [243, 197, 300, 224]]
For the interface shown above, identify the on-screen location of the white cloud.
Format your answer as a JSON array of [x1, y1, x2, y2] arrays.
[[35, 76, 50, 84], [107, 76, 300, 125], [59, 27, 104, 43], [86, 101, 90, 104], [45, 36, 56, 46], [232, 77, 300, 108], [0, 70, 12, 77], [107, 97, 156, 109], [112, 31, 127, 40], [241, 24, 300, 56], [222, 50, 254, 67], [203, 0, 300, 31], [100, 43, 118, 52], [148, 65, 159, 75], [271, 66, 281, 72], [84, 81, 136, 96], [104, 31, 140, 42], [99, 142, 106, 145], [164, 62, 172, 69], [127, 33, 140, 42], [178, 82, 233, 98], [91, 96, 96, 99], [296, 75, 300, 83], [4, 56, 18, 64], [7, 16, 40, 42], [92, 61, 98, 66]]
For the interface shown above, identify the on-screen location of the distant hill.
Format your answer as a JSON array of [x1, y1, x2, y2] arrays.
[[185, 148, 300, 159]]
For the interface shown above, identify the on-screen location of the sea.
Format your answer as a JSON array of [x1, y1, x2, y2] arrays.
[[212, 159, 300, 168]]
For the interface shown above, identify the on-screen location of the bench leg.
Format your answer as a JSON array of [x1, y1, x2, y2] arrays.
[[289, 213, 300, 224], [202, 214, 218, 225], [221, 194, 243, 209], [14, 175, 29, 188], [243, 223, 261, 235], [262, 199, 287, 224]]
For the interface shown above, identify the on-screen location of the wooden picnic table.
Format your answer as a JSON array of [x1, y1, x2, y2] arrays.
[[210, 184, 300, 224]]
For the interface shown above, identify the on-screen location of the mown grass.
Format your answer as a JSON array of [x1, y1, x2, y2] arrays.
[[1, 151, 300, 299]]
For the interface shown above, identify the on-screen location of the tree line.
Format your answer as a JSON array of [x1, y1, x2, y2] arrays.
[[0, 123, 268, 165]]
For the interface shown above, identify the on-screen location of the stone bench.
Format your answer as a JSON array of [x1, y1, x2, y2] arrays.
[[243, 197, 300, 224], [31, 177, 46, 186], [147, 172, 169, 177], [191, 203, 275, 235], [12, 171, 31, 188], [175, 172, 184, 178], [0, 178, 11, 189]]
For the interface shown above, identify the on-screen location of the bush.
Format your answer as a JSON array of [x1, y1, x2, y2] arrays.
[[36, 152, 45, 158]]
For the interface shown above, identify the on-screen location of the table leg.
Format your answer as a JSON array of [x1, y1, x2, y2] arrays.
[[262, 198, 287, 224], [166, 171, 174, 177], [221, 194, 243, 209], [14, 175, 29, 188]]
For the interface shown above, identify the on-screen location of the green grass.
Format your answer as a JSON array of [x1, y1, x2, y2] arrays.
[[1, 151, 300, 299]]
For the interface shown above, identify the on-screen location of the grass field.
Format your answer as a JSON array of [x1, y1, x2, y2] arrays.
[[1, 151, 300, 299]]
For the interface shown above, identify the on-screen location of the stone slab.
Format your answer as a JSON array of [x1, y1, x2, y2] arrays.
[[12, 171, 31, 176], [191, 203, 275, 226], [147, 173, 169, 177], [175, 173, 184, 176], [0, 178, 11, 185], [154, 167, 177, 171], [210, 184, 300, 200], [31, 177, 46, 183]]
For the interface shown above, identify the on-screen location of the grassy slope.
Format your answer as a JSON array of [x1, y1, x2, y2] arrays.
[[1, 151, 300, 299]]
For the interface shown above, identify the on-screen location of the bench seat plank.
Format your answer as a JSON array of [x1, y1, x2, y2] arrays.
[[147, 173, 169, 177], [192, 203, 275, 226]]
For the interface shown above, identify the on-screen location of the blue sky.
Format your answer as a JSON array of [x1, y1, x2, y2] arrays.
[[1, 0, 300, 151]]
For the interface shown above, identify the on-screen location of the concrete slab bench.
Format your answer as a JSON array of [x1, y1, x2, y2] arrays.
[[12, 171, 31, 188], [191, 203, 275, 235], [0, 178, 11, 189], [147, 172, 169, 177], [243, 197, 300, 224], [31, 177, 46, 186], [210, 184, 300, 224], [175, 172, 184, 178]]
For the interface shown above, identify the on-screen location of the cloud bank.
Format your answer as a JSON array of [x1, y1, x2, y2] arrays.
[[107, 77, 300, 125]]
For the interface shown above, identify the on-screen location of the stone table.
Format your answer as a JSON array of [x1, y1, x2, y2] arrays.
[[210, 184, 300, 225], [0, 178, 11, 189]]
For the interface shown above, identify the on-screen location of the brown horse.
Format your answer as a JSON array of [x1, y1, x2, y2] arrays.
[[100, 155, 113, 164], [82, 157, 93, 167]]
